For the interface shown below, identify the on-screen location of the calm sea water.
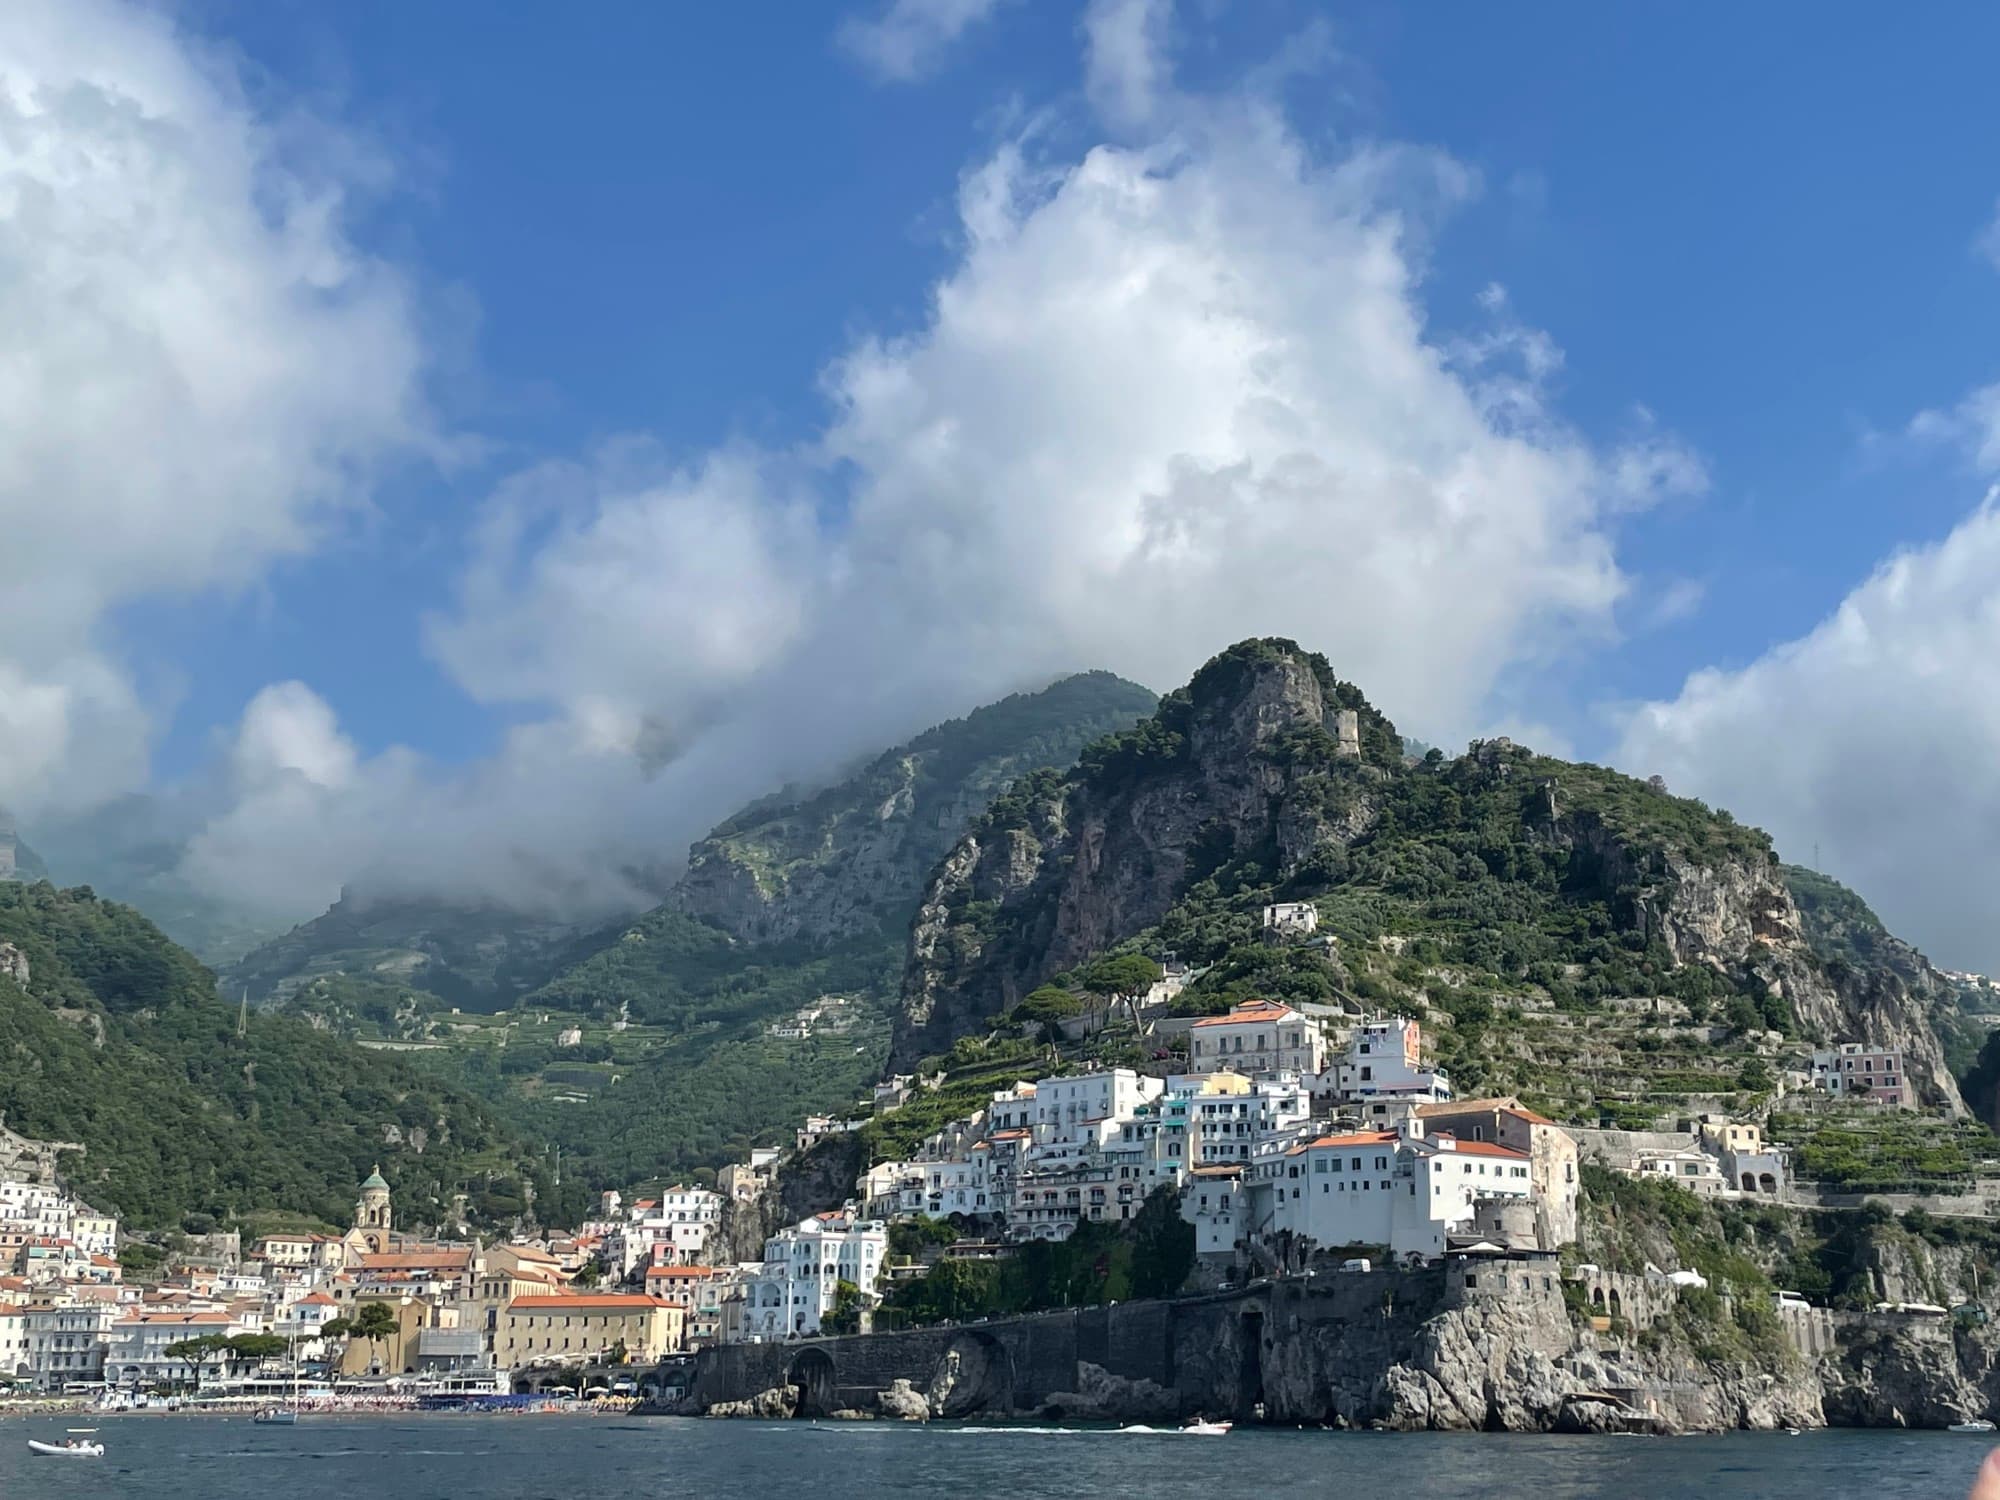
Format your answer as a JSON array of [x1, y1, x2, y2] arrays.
[[0, 1415, 1990, 1499]]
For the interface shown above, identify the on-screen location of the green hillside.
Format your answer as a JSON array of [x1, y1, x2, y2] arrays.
[[0, 883, 581, 1230]]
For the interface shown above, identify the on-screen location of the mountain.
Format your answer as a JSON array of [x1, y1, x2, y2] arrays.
[[890, 637, 1964, 1123], [22, 795, 282, 965], [0, 882, 580, 1231], [508, 672, 1157, 1181], [0, 809, 48, 883], [670, 672, 1161, 944], [226, 894, 614, 1014]]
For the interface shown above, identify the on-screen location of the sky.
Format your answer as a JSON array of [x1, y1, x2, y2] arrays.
[[5, 0, 2000, 967]]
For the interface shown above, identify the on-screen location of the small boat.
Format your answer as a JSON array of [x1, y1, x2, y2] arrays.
[[254, 1407, 299, 1425], [1950, 1420, 1997, 1433], [1180, 1419, 1233, 1435], [29, 1439, 105, 1457]]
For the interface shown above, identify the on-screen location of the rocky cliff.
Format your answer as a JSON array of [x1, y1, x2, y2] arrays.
[[895, 640, 1399, 1066], [891, 637, 1966, 1117], [670, 672, 1154, 946]]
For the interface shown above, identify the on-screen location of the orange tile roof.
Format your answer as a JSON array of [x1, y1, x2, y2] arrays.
[[1418, 1097, 1556, 1127], [1301, 1130, 1400, 1150], [1191, 999, 1299, 1027], [1430, 1136, 1529, 1160], [299, 1293, 338, 1306], [360, 1251, 469, 1271], [646, 1265, 718, 1277]]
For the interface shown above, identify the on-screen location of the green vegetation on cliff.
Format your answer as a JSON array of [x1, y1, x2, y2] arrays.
[[877, 1186, 1194, 1328], [0, 882, 580, 1230]]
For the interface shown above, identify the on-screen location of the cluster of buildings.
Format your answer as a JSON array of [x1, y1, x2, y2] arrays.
[[842, 1001, 1569, 1272], [0, 1140, 733, 1396]]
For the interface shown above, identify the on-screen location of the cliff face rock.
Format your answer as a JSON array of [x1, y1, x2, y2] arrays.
[[671, 673, 1155, 948], [710, 1133, 865, 1265], [896, 641, 1398, 1066]]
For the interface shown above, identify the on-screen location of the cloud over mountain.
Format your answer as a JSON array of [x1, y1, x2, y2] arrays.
[[0, 0, 430, 816]]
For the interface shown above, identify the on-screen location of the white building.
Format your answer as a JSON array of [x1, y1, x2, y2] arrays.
[[1031, 1069, 1164, 1145], [1187, 1000, 1326, 1078], [0, 1299, 28, 1380], [1184, 1166, 1244, 1255], [102, 1309, 237, 1390], [26, 1301, 116, 1392], [1262, 902, 1320, 938], [1244, 1119, 1534, 1262], [1319, 1017, 1451, 1107], [732, 1212, 888, 1340]]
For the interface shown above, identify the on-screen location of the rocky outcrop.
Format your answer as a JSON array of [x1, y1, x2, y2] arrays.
[[875, 1379, 932, 1420], [0, 942, 28, 990], [707, 1385, 798, 1419], [895, 641, 1398, 1066], [1037, 1362, 1179, 1422], [672, 673, 1155, 948]]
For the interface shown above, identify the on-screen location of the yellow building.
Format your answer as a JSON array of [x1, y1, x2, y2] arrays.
[[495, 1295, 683, 1371], [335, 1295, 459, 1377]]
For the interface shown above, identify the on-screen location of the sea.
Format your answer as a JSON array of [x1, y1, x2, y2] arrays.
[[0, 1416, 1989, 1499]]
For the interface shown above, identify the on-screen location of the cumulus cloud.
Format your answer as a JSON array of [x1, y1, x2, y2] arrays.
[[1620, 493, 2000, 972], [1082, 0, 1173, 132], [837, 0, 1007, 81], [186, 31, 1704, 927], [0, 0, 429, 814]]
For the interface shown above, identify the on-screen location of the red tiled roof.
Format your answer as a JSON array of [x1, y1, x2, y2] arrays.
[[1301, 1130, 1399, 1151], [1429, 1136, 1530, 1160], [1191, 999, 1299, 1028]]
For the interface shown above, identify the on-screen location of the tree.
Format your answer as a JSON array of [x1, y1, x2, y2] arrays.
[[1127, 1186, 1195, 1299], [573, 1259, 603, 1289], [823, 1279, 865, 1335], [1013, 985, 1084, 1024], [350, 1300, 400, 1373], [1083, 953, 1162, 1001], [163, 1333, 232, 1391], [226, 1333, 287, 1364]]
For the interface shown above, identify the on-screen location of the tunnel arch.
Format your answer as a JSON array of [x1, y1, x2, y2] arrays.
[[929, 1331, 1016, 1418], [788, 1348, 838, 1418]]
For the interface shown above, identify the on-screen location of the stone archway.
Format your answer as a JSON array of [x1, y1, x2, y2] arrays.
[[1759, 1173, 1777, 1194], [1590, 1286, 1606, 1311], [1607, 1288, 1623, 1321], [788, 1348, 837, 1418], [928, 1331, 1015, 1418]]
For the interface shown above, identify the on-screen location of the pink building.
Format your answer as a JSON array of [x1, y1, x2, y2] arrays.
[[1810, 1044, 1913, 1108]]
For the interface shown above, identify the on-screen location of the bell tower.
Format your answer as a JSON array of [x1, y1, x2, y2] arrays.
[[354, 1165, 393, 1252]]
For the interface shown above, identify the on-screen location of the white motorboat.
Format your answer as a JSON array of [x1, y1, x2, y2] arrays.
[[1180, 1419, 1233, 1435], [254, 1407, 299, 1426], [1950, 1420, 1997, 1433], [29, 1438, 105, 1457]]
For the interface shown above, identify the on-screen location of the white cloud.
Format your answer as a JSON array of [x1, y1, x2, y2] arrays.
[[246, 31, 1695, 924], [1908, 383, 2000, 475], [837, 0, 1006, 82], [1979, 196, 2000, 272], [1082, 0, 1173, 132], [1619, 491, 2000, 972], [0, 0, 429, 813]]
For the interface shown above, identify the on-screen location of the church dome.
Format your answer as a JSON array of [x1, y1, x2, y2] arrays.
[[360, 1166, 389, 1191]]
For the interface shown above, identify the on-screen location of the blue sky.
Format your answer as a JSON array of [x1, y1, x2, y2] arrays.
[[9, 0, 2000, 964], [160, 0, 1999, 760]]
